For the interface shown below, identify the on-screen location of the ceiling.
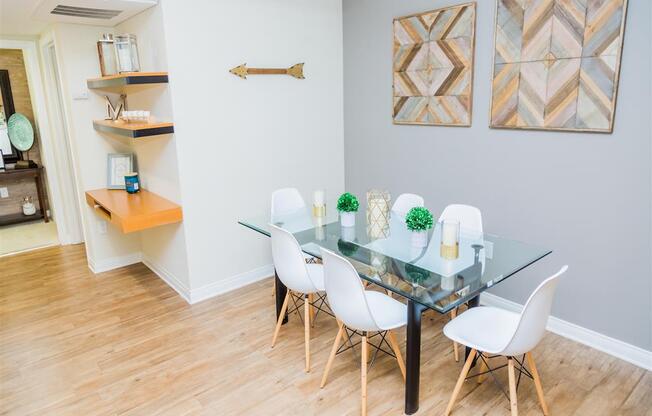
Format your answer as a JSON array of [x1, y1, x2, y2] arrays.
[[0, 0, 50, 36], [0, 0, 157, 37]]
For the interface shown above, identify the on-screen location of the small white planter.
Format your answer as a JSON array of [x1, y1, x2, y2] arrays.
[[411, 230, 428, 248], [340, 211, 356, 227]]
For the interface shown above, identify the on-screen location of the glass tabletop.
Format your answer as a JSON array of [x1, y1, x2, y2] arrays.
[[239, 203, 551, 313]]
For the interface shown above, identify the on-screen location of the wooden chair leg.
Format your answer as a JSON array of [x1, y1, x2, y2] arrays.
[[271, 291, 290, 347], [304, 295, 311, 372], [387, 330, 406, 381], [321, 321, 344, 388], [451, 308, 460, 362], [508, 357, 518, 416], [361, 334, 368, 416], [308, 293, 315, 327], [527, 352, 549, 415], [445, 348, 477, 416], [477, 354, 487, 384]]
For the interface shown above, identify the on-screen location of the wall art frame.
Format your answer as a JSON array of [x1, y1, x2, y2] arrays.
[[489, 0, 630, 133], [392, 2, 477, 127]]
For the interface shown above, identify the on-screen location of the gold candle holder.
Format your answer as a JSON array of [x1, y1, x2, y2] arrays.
[[312, 204, 326, 218], [440, 219, 460, 260], [440, 243, 459, 260]]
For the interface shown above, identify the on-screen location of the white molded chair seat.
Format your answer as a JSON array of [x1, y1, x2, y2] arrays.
[[443, 306, 520, 354], [391, 193, 424, 219], [443, 266, 567, 416], [306, 264, 325, 292], [365, 291, 407, 331], [270, 224, 330, 373], [320, 248, 407, 416]]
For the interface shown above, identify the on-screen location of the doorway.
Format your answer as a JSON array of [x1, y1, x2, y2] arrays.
[[0, 38, 83, 256]]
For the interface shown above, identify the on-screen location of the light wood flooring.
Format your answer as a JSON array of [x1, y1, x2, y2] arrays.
[[1, 245, 650, 415]]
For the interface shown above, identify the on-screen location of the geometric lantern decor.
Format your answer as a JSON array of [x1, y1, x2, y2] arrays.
[[393, 2, 477, 126], [366, 190, 391, 240], [490, 0, 629, 133]]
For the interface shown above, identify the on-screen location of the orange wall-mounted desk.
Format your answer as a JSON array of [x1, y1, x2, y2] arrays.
[[85, 189, 182, 233]]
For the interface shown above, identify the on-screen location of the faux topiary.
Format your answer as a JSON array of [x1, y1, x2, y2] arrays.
[[337, 192, 359, 212], [405, 207, 434, 232], [337, 239, 359, 257]]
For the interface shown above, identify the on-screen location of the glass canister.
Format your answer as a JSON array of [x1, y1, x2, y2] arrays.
[[114, 34, 141, 73], [366, 189, 391, 239], [97, 33, 117, 76]]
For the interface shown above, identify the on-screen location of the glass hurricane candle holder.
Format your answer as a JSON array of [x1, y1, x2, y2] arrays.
[[366, 189, 391, 239], [312, 189, 326, 217], [440, 219, 460, 260]]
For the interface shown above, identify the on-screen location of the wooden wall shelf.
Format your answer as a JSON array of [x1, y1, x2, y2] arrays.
[[93, 120, 174, 138], [85, 189, 182, 233], [87, 72, 169, 89]]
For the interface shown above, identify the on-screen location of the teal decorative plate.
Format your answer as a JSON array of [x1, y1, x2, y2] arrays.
[[7, 113, 34, 152]]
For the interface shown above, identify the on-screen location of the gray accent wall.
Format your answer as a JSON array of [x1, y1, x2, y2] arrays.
[[343, 0, 651, 350]]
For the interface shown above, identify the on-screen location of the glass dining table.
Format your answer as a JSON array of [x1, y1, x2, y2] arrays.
[[238, 203, 551, 414]]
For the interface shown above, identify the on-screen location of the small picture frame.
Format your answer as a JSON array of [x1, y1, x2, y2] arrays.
[[107, 153, 134, 189]]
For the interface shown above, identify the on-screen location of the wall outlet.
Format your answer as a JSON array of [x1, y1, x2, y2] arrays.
[[97, 220, 108, 234], [0, 187, 8, 198], [72, 91, 89, 100]]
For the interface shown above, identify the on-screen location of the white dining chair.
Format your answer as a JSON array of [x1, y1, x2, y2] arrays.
[[320, 248, 407, 416], [270, 188, 317, 299], [271, 187, 306, 216], [391, 193, 424, 219], [443, 265, 568, 416], [439, 203, 483, 362], [269, 224, 327, 373]]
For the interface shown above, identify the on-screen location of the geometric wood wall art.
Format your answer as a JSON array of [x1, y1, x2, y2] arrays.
[[490, 0, 629, 133], [393, 2, 477, 126]]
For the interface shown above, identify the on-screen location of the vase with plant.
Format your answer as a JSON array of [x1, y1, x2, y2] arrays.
[[405, 206, 433, 248], [337, 192, 359, 227]]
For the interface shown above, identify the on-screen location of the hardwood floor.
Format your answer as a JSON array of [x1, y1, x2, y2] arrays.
[[1, 245, 650, 415]]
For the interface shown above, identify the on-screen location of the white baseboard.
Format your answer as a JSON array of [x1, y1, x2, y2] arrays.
[[88, 252, 142, 274], [189, 264, 275, 304], [480, 292, 652, 371], [142, 255, 191, 303]]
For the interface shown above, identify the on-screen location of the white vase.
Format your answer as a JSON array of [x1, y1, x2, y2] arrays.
[[340, 211, 356, 227], [411, 230, 428, 248]]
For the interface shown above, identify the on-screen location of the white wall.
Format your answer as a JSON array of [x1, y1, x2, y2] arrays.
[[116, 5, 191, 292], [46, 23, 142, 271], [160, 0, 345, 294]]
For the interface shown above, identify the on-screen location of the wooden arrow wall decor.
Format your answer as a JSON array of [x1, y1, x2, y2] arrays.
[[229, 63, 305, 80]]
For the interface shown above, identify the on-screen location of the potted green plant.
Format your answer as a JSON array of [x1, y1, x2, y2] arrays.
[[337, 192, 359, 227], [405, 206, 433, 248]]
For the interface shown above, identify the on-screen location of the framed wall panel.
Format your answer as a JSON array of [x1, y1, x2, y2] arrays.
[[393, 2, 477, 127], [489, 0, 629, 133]]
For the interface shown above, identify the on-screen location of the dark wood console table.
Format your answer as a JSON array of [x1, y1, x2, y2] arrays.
[[0, 167, 49, 226]]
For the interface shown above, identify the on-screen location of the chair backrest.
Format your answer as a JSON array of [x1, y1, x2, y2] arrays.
[[439, 204, 483, 236], [321, 248, 380, 332], [391, 193, 424, 219], [271, 188, 306, 217], [269, 224, 317, 293], [501, 266, 568, 356]]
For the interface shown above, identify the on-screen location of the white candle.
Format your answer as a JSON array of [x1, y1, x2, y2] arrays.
[[313, 189, 325, 206], [441, 220, 459, 246]]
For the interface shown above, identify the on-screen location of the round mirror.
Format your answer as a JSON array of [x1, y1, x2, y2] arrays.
[[7, 113, 34, 152]]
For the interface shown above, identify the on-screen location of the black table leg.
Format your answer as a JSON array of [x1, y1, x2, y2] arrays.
[[405, 300, 426, 415], [274, 270, 288, 325], [465, 295, 480, 361]]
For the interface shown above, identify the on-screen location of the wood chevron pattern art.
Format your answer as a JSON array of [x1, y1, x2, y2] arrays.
[[393, 2, 476, 126], [490, 0, 629, 133]]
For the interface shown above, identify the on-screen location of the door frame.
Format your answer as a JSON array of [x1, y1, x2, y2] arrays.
[[0, 37, 84, 244]]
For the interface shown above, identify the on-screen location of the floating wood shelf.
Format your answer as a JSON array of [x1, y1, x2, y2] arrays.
[[87, 72, 169, 89], [93, 120, 174, 138], [85, 189, 183, 233]]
